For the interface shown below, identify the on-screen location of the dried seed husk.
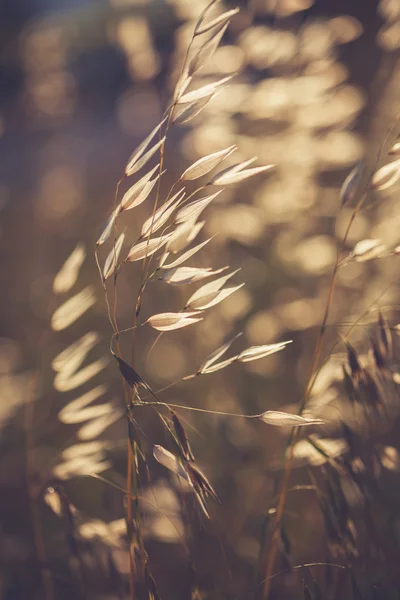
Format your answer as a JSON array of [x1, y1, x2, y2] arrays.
[[102, 233, 125, 281], [96, 208, 119, 246], [352, 238, 387, 262], [182, 144, 236, 180], [259, 411, 325, 427], [160, 266, 226, 286], [175, 190, 222, 224], [119, 165, 160, 211], [166, 221, 205, 254], [208, 156, 256, 185], [186, 269, 240, 309], [140, 189, 185, 238], [127, 234, 171, 262], [195, 6, 240, 36], [210, 163, 274, 186], [199, 332, 242, 373], [160, 237, 213, 269], [178, 75, 235, 105], [127, 137, 166, 178], [173, 94, 215, 125], [153, 445, 188, 480], [200, 355, 239, 374], [188, 23, 229, 76], [146, 311, 202, 332], [237, 341, 292, 363], [187, 283, 244, 311], [125, 117, 167, 176]]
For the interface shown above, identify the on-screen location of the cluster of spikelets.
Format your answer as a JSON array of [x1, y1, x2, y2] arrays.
[[44, 2, 400, 599], [92, 0, 333, 518], [46, 0, 330, 586]]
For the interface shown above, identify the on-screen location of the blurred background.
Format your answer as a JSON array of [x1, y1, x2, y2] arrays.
[[1, 0, 400, 598]]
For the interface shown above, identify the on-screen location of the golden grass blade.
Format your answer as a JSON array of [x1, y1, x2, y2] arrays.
[[126, 137, 166, 178], [51, 287, 96, 331], [53, 243, 86, 294]]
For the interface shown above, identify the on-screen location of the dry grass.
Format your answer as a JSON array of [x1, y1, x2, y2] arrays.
[[3, 1, 400, 599]]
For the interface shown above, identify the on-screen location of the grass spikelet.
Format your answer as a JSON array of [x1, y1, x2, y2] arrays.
[[127, 234, 172, 262], [145, 312, 203, 332], [125, 116, 167, 176], [181, 145, 236, 181]]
